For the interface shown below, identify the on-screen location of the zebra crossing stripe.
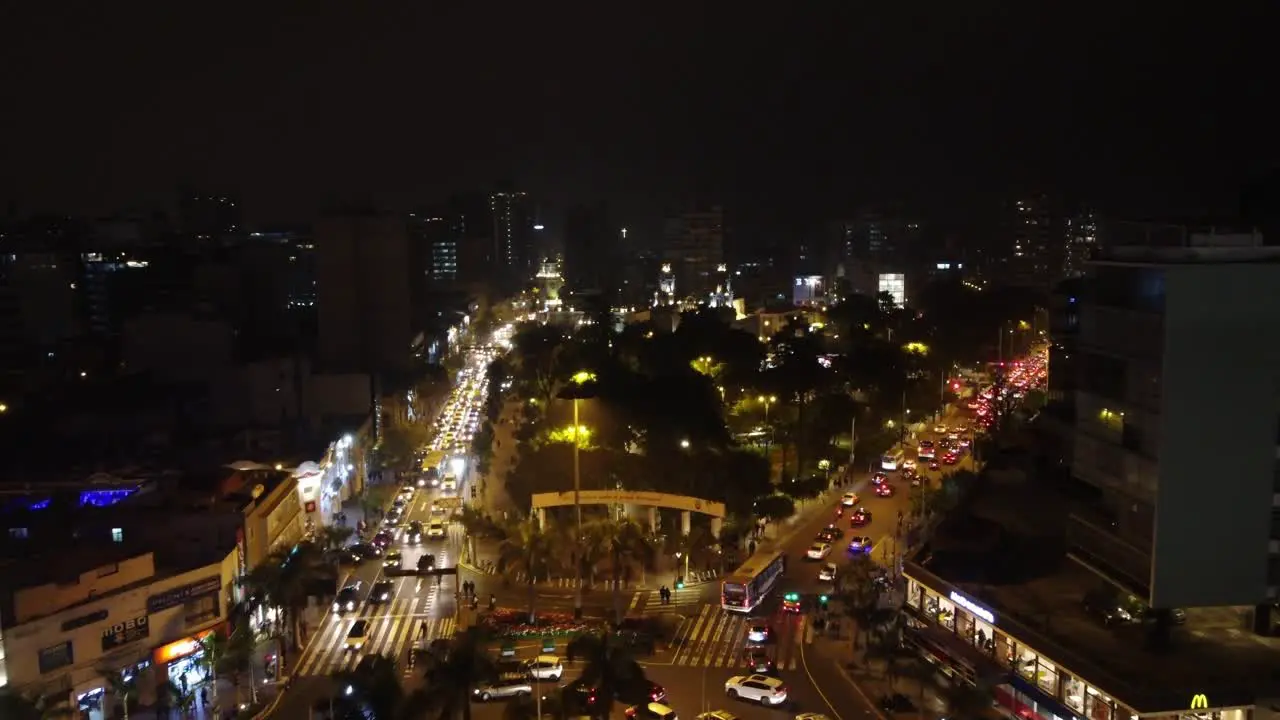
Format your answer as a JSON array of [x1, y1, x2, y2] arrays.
[[294, 601, 454, 677]]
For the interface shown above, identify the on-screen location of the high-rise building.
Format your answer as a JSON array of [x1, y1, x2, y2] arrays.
[[177, 189, 242, 240], [1067, 231, 1280, 612], [663, 206, 725, 301], [409, 213, 455, 283], [1001, 195, 1058, 288], [1062, 211, 1100, 278], [489, 188, 533, 281], [563, 202, 614, 294], [315, 212, 412, 375]]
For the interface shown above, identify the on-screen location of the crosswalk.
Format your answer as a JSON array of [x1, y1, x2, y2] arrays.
[[628, 588, 706, 613], [663, 604, 802, 671], [294, 600, 456, 677]]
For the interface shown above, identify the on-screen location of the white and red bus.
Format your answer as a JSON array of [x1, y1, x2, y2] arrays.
[[721, 550, 787, 612]]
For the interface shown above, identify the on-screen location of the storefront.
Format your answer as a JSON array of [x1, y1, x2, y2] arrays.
[[906, 574, 1124, 720], [152, 628, 217, 693], [295, 433, 362, 529]]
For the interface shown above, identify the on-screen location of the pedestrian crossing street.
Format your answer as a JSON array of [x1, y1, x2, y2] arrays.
[[663, 603, 802, 671], [294, 600, 456, 678], [628, 588, 706, 612]]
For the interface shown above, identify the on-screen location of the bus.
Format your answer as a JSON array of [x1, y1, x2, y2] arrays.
[[721, 550, 786, 612], [881, 447, 905, 471]]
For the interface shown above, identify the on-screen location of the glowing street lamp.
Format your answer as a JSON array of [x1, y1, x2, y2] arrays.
[[559, 370, 598, 618]]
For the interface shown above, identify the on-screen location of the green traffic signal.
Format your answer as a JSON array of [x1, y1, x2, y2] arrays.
[[676, 581, 685, 589], [819, 594, 829, 603]]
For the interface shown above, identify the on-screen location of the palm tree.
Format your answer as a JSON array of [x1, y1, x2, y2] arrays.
[[330, 653, 404, 720], [403, 626, 497, 720], [495, 517, 560, 623], [98, 666, 136, 720], [194, 627, 229, 708], [162, 680, 197, 718], [316, 524, 355, 550], [0, 689, 73, 720], [219, 623, 259, 706], [584, 518, 654, 623], [565, 631, 648, 719], [238, 540, 330, 664]]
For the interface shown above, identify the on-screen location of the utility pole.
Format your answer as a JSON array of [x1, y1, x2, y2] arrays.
[[849, 415, 856, 469], [572, 396, 582, 619]]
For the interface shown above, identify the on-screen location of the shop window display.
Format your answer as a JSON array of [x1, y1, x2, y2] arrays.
[[1085, 686, 1114, 720], [937, 596, 956, 631], [956, 608, 974, 641], [906, 579, 922, 609], [994, 633, 1016, 668], [1035, 657, 1058, 695], [1015, 648, 1038, 680], [1062, 674, 1086, 713]]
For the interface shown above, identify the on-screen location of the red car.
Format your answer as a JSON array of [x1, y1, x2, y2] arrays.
[[943, 453, 958, 465], [850, 508, 871, 527], [874, 483, 894, 498]]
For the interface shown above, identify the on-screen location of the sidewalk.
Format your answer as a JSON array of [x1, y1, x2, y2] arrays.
[[126, 674, 282, 720]]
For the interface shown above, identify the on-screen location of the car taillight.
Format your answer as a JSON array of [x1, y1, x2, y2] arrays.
[[775, 686, 787, 694]]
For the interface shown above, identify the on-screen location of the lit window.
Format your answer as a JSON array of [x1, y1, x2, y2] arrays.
[[111, 528, 124, 543]]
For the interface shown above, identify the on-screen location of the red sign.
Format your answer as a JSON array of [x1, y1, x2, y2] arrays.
[[305, 500, 316, 513]]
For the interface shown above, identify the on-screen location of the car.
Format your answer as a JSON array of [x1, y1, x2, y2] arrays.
[[385, 506, 404, 524], [369, 580, 393, 603], [383, 551, 403, 571], [618, 679, 668, 705], [333, 582, 363, 613], [473, 674, 533, 701], [392, 496, 407, 510], [345, 620, 369, 651], [349, 542, 383, 559], [840, 492, 859, 506], [871, 472, 887, 485], [399, 485, 415, 497], [405, 521, 424, 544], [417, 554, 438, 573], [933, 424, 947, 434], [943, 453, 958, 465], [874, 483, 894, 498], [901, 459, 916, 471], [816, 525, 843, 542], [625, 702, 678, 720], [372, 530, 394, 548], [427, 521, 446, 538], [746, 620, 773, 642], [928, 461, 940, 471], [525, 655, 563, 680], [818, 563, 838, 582], [724, 674, 788, 706], [848, 536, 873, 553], [325, 548, 360, 566], [743, 648, 774, 673], [695, 712, 739, 720], [850, 508, 871, 527], [806, 542, 831, 560]]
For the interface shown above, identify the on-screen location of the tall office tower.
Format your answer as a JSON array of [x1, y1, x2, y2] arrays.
[[1002, 195, 1058, 288], [563, 202, 614, 294], [315, 211, 412, 375], [663, 206, 725, 301], [1062, 210, 1100, 278], [1066, 230, 1280, 616], [409, 212, 455, 283], [489, 187, 533, 282]]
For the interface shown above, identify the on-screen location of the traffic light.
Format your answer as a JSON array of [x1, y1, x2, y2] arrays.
[[819, 594, 829, 605], [676, 579, 685, 589]]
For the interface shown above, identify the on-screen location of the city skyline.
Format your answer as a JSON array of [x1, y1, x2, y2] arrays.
[[0, 5, 1271, 227]]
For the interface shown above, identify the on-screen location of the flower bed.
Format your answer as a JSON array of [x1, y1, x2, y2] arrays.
[[481, 608, 608, 638]]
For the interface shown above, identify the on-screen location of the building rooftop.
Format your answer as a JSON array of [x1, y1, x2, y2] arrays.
[[908, 478, 1280, 712]]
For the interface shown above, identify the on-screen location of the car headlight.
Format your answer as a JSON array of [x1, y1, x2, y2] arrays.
[[381, 593, 389, 600], [332, 603, 340, 611], [346, 601, 355, 610]]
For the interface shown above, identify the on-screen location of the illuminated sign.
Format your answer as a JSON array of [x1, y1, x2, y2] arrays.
[[148, 576, 221, 614], [101, 615, 149, 651], [153, 629, 215, 664], [1190, 695, 1209, 710], [949, 591, 995, 625]]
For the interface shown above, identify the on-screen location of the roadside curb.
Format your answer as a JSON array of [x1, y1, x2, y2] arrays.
[[253, 688, 286, 720]]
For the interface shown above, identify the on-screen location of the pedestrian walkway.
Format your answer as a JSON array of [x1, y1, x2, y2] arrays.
[[656, 604, 802, 671], [627, 587, 706, 614], [294, 610, 457, 678]]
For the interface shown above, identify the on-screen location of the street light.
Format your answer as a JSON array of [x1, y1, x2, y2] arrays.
[[679, 438, 690, 449], [559, 370, 597, 619], [757, 395, 777, 424]]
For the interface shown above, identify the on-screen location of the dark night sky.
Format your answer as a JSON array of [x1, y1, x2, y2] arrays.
[[1, 4, 1274, 229]]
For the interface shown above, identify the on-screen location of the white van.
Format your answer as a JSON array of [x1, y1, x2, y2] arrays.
[[880, 447, 905, 471]]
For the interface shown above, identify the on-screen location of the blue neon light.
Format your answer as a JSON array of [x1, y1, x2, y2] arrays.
[[79, 489, 137, 508], [27, 498, 52, 510]]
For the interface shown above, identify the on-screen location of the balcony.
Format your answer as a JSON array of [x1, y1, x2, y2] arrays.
[[1066, 513, 1152, 598]]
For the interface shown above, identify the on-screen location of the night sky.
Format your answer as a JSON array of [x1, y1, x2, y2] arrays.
[[1, 4, 1272, 227]]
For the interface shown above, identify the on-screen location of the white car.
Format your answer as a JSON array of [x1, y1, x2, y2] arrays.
[[840, 492, 858, 506], [806, 542, 831, 560], [427, 522, 446, 538], [525, 655, 563, 680], [473, 675, 533, 701], [818, 563, 837, 582], [933, 425, 947, 434], [724, 674, 788, 705]]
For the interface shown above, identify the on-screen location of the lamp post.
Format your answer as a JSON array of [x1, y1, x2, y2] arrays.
[[562, 371, 597, 619]]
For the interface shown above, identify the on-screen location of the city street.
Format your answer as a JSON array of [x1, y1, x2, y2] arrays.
[[271, 336, 501, 716]]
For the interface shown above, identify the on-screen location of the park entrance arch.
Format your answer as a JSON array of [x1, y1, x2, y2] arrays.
[[531, 490, 725, 537]]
